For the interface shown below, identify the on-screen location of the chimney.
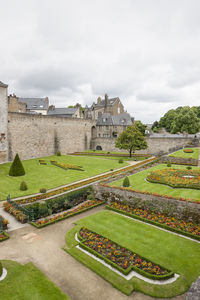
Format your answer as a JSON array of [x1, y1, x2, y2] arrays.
[[105, 94, 108, 107]]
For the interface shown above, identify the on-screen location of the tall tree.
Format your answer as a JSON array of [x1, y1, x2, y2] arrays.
[[115, 125, 147, 157], [134, 120, 147, 135]]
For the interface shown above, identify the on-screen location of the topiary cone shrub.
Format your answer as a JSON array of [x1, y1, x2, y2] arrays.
[[123, 176, 130, 187], [20, 181, 28, 191], [0, 261, 3, 277], [9, 153, 25, 177]]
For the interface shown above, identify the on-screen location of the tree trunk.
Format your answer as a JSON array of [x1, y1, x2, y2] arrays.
[[129, 148, 132, 158]]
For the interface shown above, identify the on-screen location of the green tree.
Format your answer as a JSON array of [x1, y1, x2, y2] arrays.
[[123, 176, 130, 187], [115, 125, 147, 157], [134, 120, 147, 135], [9, 153, 25, 177]]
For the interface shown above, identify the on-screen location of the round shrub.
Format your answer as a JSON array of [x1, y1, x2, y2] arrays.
[[187, 166, 192, 170], [0, 261, 3, 277], [40, 188, 46, 193], [57, 151, 61, 156], [123, 176, 130, 187], [167, 162, 171, 167], [20, 181, 28, 191], [118, 158, 124, 163], [9, 153, 25, 177]]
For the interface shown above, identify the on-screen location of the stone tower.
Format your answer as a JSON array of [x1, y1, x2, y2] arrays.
[[0, 81, 8, 162]]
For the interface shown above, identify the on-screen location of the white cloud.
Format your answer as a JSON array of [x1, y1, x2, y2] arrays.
[[0, 0, 200, 123]]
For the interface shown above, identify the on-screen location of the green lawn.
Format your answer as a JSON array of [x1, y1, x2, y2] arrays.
[[0, 155, 128, 200], [79, 155, 148, 161], [0, 260, 69, 300], [110, 164, 200, 202], [65, 210, 200, 297], [169, 147, 199, 160]]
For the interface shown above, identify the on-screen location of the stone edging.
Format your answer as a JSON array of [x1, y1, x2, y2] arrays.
[[0, 268, 7, 281], [74, 233, 179, 284]]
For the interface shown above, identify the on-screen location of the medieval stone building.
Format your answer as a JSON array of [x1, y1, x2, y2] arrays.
[[0, 81, 8, 162]]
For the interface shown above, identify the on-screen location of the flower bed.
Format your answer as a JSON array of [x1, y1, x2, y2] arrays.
[[0, 215, 8, 230], [147, 168, 200, 190], [3, 202, 29, 223], [184, 149, 194, 153], [51, 160, 84, 171], [13, 157, 156, 205], [106, 201, 200, 241], [78, 227, 173, 279], [31, 199, 105, 228], [0, 231, 9, 242]]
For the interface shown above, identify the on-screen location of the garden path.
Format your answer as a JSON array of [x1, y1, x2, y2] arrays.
[[0, 205, 187, 300]]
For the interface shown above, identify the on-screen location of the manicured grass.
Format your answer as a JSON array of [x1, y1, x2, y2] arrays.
[[110, 164, 200, 202], [0, 260, 69, 300], [80, 155, 147, 161], [65, 210, 200, 297], [0, 155, 128, 200], [169, 148, 199, 160]]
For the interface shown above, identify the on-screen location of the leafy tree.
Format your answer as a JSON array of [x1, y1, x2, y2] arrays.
[[134, 120, 147, 135], [9, 153, 25, 177], [115, 125, 147, 157]]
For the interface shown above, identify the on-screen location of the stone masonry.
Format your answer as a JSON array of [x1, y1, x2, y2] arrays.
[[0, 82, 8, 162]]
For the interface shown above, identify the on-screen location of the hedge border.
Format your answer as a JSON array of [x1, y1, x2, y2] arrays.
[[146, 177, 200, 191], [77, 227, 174, 280], [30, 201, 105, 228], [0, 231, 9, 242], [106, 206, 200, 242]]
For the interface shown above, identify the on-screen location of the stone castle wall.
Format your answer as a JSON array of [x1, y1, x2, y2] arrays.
[[8, 112, 95, 160], [0, 85, 8, 162], [92, 136, 195, 154]]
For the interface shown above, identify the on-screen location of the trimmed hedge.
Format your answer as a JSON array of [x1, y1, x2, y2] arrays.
[[9, 153, 25, 176], [77, 228, 174, 280], [31, 201, 105, 228], [106, 206, 200, 242]]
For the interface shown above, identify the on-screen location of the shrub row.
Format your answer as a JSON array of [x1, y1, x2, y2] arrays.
[[72, 151, 152, 158], [50, 160, 84, 171], [14, 157, 156, 204], [160, 156, 198, 166], [31, 199, 105, 228]]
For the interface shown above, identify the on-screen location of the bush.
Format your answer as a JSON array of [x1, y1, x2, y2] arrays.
[[57, 151, 61, 156], [187, 166, 192, 170], [9, 153, 25, 177], [20, 181, 28, 191], [40, 188, 46, 193], [38, 203, 49, 218], [123, 176, 130, 187], [0, 261, 3, 277], [184, 149, 194, 153], [167, 162, 171, 167], [118, 158, 124, 163]]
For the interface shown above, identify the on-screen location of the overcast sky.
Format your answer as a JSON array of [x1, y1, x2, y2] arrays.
[[0, 0, 200, 123]]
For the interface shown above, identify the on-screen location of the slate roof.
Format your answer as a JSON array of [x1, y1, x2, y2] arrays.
[[0, 81, 8, 88], [19, 97, 48, 110], [48, 107, 77, 116], [96, 112, 133, 126], [88, 97, 120, 110]]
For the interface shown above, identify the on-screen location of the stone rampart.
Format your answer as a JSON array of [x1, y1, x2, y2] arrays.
[[8, 112, 95, 160], [92, 136, 196, 155]]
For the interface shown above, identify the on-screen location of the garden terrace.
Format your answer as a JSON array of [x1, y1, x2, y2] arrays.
[[8, 157, 156, 204], [0, 260, 69, 299], [0, 154, 129, 200], [169, 147, 199, 160], [147, 168, 200, 190], [108, 164, 200, 202], [65, 210, 200, 297]]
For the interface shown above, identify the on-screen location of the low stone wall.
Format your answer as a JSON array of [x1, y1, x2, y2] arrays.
[[160, 155, 198, 166], [94, 184, 200, 223]]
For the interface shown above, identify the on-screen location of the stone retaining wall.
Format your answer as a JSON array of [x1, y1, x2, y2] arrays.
[[94, 184, 200, 222]]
